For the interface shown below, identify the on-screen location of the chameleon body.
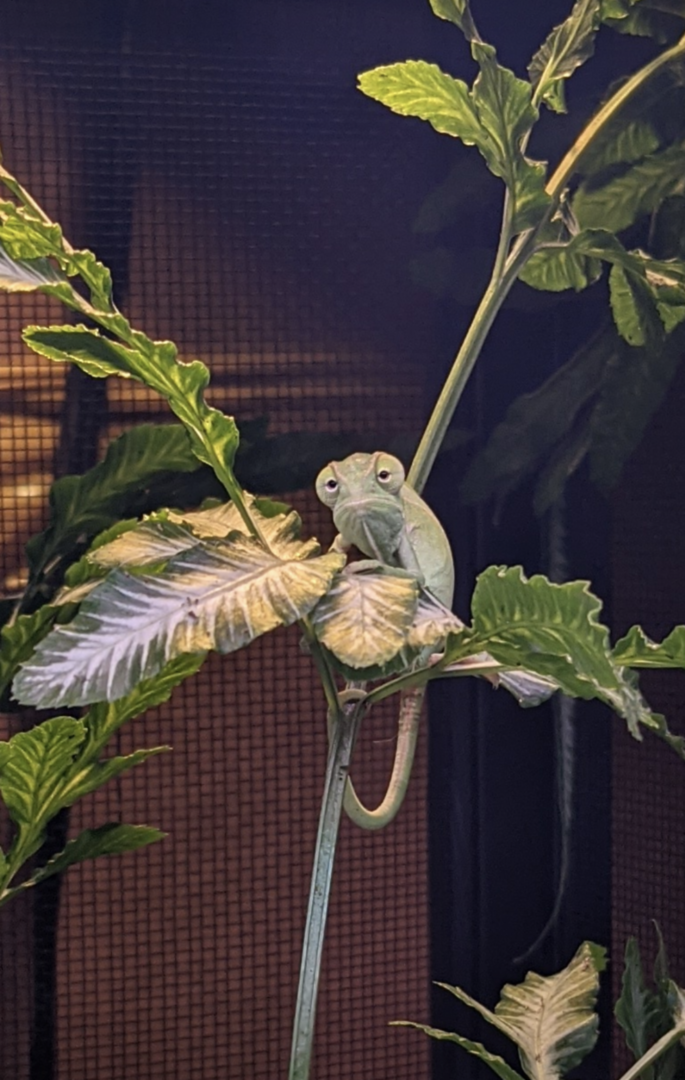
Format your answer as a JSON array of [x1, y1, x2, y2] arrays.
[[316, 451, 454, 829]]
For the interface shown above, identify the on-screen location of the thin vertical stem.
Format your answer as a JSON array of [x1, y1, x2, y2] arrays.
[[288, 701, 364, 1080]]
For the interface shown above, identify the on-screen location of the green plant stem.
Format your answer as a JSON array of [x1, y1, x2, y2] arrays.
[[617, 1025, 685, 1080], [408, 32, 685, 496], [288, 700, 364, 1080]]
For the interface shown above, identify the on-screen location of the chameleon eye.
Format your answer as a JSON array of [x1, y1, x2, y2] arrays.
[[325, 478, 338, 492], [377, 470, 391, 482]]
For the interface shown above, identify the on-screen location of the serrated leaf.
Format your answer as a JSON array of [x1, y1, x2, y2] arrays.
[[391, 1022, 525, 1080], [0, 606, 59, 700], [613, 625, 685, 667], [311, 563, 419, 669], [574, 142, 685, 233], [27, 423, 201, 582], [23, 823, 165, 889], [528, 0, 601, 114], [0, 717, 85, 845], [470, 42, 550, 230], [437, 942, 605, 1080], [406, 590, 464, 650], [14, 520, 344, 707], [615, 937, 661, 1061], [358, 61, 483, 142], [428, 0, 480, 40], [63, 746, 170, 804], [0, 201, 64, 260], [462, 566, 654, 735]]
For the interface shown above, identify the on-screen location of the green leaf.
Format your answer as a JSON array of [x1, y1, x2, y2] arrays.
[[0, 717, 85, 848], [0, 240, 66, 292], [24, 823, 165, 887], [613, 625, 685, 668], [578, 119, 661, 174], [311, 563, 420, 669], [391, 1022, 525, 1080], [63, 746, 170, 804], [427, 0, 480, 40], [615, 937, 660, 1062], [574, 142, 685, 233], [519, 240, 603, 292], [609, 263, 660, 346], [0, 607, 59, 700], [470, 42, 550, 230], [528, 0, 601, 114], [437, 942, 606, 1080], [13, 510, 344, 707], [26, 423, 201, 582], [358, 61, 483, 143], [602, 0, 685, 42], [0, 201, 64, 260]]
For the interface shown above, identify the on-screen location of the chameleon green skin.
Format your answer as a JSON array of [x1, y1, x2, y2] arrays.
[[316, 451, 454, 829]]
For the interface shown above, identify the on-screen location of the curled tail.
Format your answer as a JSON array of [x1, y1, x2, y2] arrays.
[[330, 686, 424, 830]]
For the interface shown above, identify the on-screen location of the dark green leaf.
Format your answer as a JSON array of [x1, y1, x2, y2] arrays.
[[427, 0, 480, 40], [391, 1022, 525, 1080], [0, 607, 59, 700], [609, 263, 661, 346], [578, 119, 660, 174], [615, 937, 660, 1062], [357, 61, 483, 143], [574, 142, 685, 233], [528, 0, 601, 114], [63, 746, 170, 804], [519, 241, 603, 292]]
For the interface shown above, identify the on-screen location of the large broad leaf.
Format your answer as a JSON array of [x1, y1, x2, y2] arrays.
[[391, 1022, 525, 1080], [0, 717, 85, 854], [311, 563, 419, 669], [528, 0, 601, 113], [13, 513, 344, 707], [453, 566, 655, 736], [573, 142, 685, 233], [437, 942, 606, 1080]]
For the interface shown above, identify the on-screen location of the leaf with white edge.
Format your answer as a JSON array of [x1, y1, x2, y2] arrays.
[[311, 563, 419, 669], [470, 42, 550, 230], [20, 824, 165, 891], [406, 590, 464, 651], [358, 61, 483, 143], [390, 1022, 525, 1080], [13, 528, 344, 707], [0, 240, 66, 292], [428, 0, 479, 40], [0, 717, 85, 843], [87, 520, 204, 570], [437, 942, 606, 1080], [574, 142, 685, 233], [62, 746, 170, 804], [613, 624, 685, 668], [528, 0, 601, 113]]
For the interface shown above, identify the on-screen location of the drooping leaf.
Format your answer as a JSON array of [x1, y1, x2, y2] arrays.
[[427, 0, 480, 41], [436, 943, 606, 1080], [391, 1022, 525, 1080], [574, 142, 685, 233], [470, 42, 550, 230], [357, 61, 483, 143], [528, 0, 601, 113], [406, 590, 464, 651], [13, 513, 345, 707], [0, 239, 67, 292], [20, 823, 165, 891], [311, 563, 419, 669], [0, 717, 85, 850], [602, 0, 685, 41]]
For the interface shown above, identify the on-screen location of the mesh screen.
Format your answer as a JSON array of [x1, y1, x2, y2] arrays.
[[0, 25, 439, 1080], [611, 360, 685, 1074]]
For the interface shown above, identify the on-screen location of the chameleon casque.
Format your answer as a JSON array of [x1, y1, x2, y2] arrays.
[[315, 450, 456, 830]]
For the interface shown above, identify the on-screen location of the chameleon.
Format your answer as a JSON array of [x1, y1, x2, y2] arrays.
[[315, 450, 455, 830], [315, 450, 556, 831]]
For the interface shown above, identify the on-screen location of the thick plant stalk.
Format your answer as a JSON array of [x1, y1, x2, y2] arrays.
[[288, 698, 364, 1080]]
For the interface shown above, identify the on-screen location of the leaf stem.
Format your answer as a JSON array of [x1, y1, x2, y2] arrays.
[[288, 700, 363, 1080], [617, 1025, 685, 1080]]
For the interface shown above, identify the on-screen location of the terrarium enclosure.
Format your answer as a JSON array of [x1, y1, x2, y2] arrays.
[[0, 2, 684, 1079]]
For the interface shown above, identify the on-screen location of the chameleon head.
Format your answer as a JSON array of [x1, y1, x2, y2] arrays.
[[315, 451, 407, 562]]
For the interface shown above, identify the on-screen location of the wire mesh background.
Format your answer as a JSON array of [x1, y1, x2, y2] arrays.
[[0, 19, 443, 1080]]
